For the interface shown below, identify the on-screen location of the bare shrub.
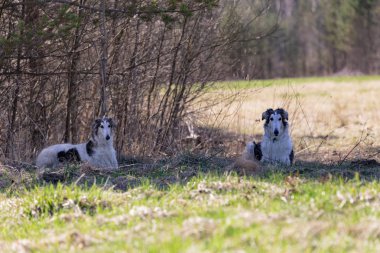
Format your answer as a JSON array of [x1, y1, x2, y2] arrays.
[[0, 1, 276, 162]]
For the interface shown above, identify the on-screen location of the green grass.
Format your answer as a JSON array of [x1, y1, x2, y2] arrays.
[[212, 75, 380, 90], [2, 172, 380, 252]]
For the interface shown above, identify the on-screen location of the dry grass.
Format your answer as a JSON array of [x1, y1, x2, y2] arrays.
[[201, 79, 380, 164]]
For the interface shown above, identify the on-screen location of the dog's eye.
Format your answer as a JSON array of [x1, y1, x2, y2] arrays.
[[279, 118, 282, 121], [108, 125, 111, 128], [100, 125, 104, 129], [270, 118, 273, 121]]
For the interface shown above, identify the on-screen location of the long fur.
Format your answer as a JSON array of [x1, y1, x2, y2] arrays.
[[229, 141, 261, 174], [36, 117, 118, 170], [244, 108, 294, 166], [259, 108, 293, 165]]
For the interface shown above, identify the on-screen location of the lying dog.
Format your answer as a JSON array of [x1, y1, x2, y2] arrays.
[[36, 117, 118, 170]]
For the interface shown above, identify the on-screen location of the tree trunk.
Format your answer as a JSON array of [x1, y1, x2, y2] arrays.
[[64, 0, 85, 143], [99, 0, 108, 117]]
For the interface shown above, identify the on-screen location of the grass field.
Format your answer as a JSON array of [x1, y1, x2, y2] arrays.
[[2, 174, 380, 252], [1, 76, 380, 252], [204, 76, 380, 162]]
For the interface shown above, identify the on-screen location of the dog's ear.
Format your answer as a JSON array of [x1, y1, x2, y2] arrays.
[[276, 108, 289, 121], [92, 118, 102, 130], [262, 108, 274, 120], [107, 118, 116, 128]]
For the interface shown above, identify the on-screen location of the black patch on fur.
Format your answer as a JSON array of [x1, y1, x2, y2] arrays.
[[93, 118, 102, 127], [92, 119, 102, 139], [289, 149, 294, 165], [57, 148, 81, 163], [86, 140, 94, 156], [254, 142, 263, 161], [262, 108, 275, 126], [65, 148, 81, 162], [104, 117, 115, 128], [274, 108, 289, 127], [57, 151, 67, 163]]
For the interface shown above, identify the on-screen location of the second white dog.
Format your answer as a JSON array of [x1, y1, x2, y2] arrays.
[[246, 108, 294, 166], [36, 117, 118, 170]]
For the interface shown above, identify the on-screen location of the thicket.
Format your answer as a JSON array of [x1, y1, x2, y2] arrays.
[[0, 0, 274, 162]]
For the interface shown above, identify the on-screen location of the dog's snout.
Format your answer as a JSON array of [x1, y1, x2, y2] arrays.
[[274, 129, 279, 136], [106, 135, 110, 140]]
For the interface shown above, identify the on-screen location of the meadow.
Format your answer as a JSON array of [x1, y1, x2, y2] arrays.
[[1, 76, 380, 252], [204, 76, 380, 164]]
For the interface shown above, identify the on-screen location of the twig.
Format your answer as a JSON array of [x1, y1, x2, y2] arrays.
[[103, 176, 110, 188], [74, 173, 86, 185], [338, 128, 368, 166]]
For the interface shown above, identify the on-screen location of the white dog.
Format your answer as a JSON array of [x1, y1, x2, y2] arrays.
[[36, 117, 118, 170], [246, 108, 294, 166]]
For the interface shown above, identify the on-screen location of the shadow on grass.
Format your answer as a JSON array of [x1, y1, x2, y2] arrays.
[[1, 123, 379, 192], [291, 159, 380, 180], [1, 150, 380, 193]]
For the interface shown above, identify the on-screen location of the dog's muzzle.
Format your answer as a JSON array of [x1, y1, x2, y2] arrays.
[[106, 135, 110, 140], [274, 129, 279, 136]]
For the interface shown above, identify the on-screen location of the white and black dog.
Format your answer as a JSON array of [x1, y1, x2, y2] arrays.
[[246, 108, 294, 166], [36, 117, 118, 170]]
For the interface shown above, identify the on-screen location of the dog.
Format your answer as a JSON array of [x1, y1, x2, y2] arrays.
[[245, 108, 294, 166], [36, 117, 118, 170]]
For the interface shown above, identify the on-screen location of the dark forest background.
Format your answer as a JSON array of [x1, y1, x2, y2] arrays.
[[227, 0, 380, 79], [0, 0, 379, 162]]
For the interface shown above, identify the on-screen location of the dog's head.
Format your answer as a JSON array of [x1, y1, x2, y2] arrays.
[[262, 108, 289, 139], [92, 117, 115, 144]]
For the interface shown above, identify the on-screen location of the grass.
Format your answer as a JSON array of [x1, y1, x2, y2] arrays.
[[2, 173, 380, 252], [2, 76, 380, 252], [212, 75, 380, 90]]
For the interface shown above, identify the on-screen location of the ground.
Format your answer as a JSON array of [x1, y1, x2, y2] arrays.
[[1, 76, 380, 252]]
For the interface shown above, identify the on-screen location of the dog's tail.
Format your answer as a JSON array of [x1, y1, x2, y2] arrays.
[[233, 156, 261, 173], [227, 141, 261, 175]]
